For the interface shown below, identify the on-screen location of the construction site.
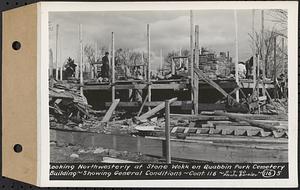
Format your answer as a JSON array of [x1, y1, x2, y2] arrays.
[[49, 10, 288, 164]]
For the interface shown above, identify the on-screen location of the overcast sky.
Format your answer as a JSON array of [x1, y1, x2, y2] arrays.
[[49, 10, 285, 70]]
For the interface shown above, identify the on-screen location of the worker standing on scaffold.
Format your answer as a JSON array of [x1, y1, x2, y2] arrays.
[[100, 52, 110, 82]]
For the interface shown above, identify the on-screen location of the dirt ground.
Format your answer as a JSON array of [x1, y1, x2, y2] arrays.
[[50, 143, 161, 163]]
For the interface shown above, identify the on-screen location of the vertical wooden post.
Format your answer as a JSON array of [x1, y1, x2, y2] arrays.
[[165, 99, 171, 164], [147, 24, 151, 104], [273, 36, 277, 99], [194, 25, 200, 114], [59, 35, 63, 81], [142, 52, 146, 79], [179, 48, 182, 68], [257, 41, 260, 114], [171, 58, 175, 75], [261, 10, 266, 97], [160, 49, 163, 75], [252, 9, 256, 93], [112, 32, 115, 101], [190, 10, 194, 114], [108, 43, 112, 81], [79, 24, 83, 96], [282, 37, 285, 72], [234, 10, 240, 102], [281, 37, 287, 98], [55, 24, 59, 80], [49, 49, 53, 78], [60, 67, 63, 81], [91, 42, 97, 79]]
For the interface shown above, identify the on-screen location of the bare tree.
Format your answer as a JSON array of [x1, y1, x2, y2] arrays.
[[249, 28, 287, 79], [267, 9, 287, 34], [165, 49, 189, 72], [84, 44, 96, 64]]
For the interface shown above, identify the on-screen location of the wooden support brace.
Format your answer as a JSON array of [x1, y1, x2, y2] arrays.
[[215, 87, 239, 104], [137, 97, 177, 121], [194, 67, 235, 100], [101, 99, 120, 122], [137, 94, 149, 117]]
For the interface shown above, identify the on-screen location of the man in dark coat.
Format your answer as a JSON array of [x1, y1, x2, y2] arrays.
[[245, 56, 253, 79], [64, 57, 77, 79], [101, 52, 110, 79]]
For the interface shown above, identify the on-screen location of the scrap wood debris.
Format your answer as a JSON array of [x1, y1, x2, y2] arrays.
[[49, 79, 138, 134]]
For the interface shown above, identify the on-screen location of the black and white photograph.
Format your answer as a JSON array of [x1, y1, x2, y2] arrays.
[[45, 1, 297, 186]]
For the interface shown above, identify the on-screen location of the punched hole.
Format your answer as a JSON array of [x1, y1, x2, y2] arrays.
[[13, 144, 22, 153], [12, 41, 21, 50]]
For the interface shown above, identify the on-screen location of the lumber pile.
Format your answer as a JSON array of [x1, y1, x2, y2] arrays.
[[132, 111, 288, 139], [166, 111, 288, 139], [265, 99, 288, 114]]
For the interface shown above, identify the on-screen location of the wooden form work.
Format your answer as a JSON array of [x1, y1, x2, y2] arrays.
[[81, 10, 277, 115]]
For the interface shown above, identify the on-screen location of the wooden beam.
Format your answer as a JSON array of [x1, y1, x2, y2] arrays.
[[137, 98, 177, 120], [55, 24, 59, 80], [79, 24, 83, 96], [179, 48, 182, 67], [252, 9, 257, 93], [234, 10, 240, 102], [171, 59, 175, 75], [211, 112, 287, 121], [170, 114, 229, 121], [106, 101, 225, 111], [190, 10, 194, 114], [111, 32, 115, 101], [215, 87, 239, 104], [83, 83, 187, 90], [165, 99, 171, 163], [142, 52, 146, 79], [137, 94, 149, 117], [147, 24, 151, 105], [194, 25, 200, 114], [101, 99, 120, 122], [273, 36, 277, 99], [173, 56, 188, 59], [214, 111, 282, 132], [261, 10, 266, 97], [194, 67, 234, 100], [160, 49, 163, 75]]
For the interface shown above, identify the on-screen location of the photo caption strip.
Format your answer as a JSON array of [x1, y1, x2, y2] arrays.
[[50, 163, 288, 180]]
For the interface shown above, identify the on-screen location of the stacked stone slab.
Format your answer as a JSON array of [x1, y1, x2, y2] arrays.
[[198, 52, 232, 79]]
